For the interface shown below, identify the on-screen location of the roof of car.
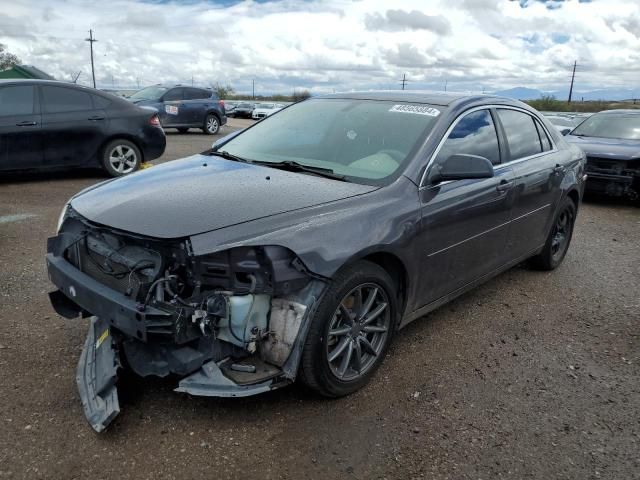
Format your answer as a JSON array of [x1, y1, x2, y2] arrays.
[[0, 79, 72, 86], [594, 109, 640, 115], [316, 90, 507, 107]]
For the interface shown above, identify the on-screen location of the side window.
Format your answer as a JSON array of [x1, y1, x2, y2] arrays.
[[0, 85, 35, 116], [535, 119, 552, 151], [41, 86, 93, 113], [435, 109, 501, 166], [497, 109, 542, 160], [162, 88, 183, 101]]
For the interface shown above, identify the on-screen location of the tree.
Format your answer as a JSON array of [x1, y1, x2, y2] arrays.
[[292, 89, 311, 102], [213, 82, 235, 99], [0, 43, 21, 71]]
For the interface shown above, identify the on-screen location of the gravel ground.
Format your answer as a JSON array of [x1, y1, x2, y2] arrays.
[[0, 123, 638, 479]]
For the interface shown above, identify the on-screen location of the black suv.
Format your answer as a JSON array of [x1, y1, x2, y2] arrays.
[[128, 85, 227, 134]]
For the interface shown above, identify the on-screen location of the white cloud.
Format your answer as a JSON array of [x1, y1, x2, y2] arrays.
[[0, 0, 638, 94]]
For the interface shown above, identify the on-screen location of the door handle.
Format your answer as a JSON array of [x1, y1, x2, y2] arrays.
[[496, 179, 514, 192], [16, 120, 37, 127], [88, 116, 105, 121]]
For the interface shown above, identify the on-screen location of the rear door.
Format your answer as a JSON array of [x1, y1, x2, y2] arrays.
[[417, 108, 514, 305], [0, 84, 43, 170], [40, 85, 106, 167], [158, 87, 186, 126], [182, 88, 211, 125], [495, 108, 565, 259]]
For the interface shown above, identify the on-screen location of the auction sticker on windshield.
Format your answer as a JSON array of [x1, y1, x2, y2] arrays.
[[165, 105, 179, 115], [389, 104, 440, 116]]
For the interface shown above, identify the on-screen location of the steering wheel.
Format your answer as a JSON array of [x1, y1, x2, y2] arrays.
[[378, 149, 405, 162]]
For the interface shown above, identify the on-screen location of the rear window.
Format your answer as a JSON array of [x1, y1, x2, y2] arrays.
[[0, 85, 35, 116], [41, 86, 93, 113], [184, 88, 210, 100], [497, 109, 542, 160]]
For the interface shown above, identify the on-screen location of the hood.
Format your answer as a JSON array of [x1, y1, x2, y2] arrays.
[[70, 155, 377, 239], [566, 135, 640, 161]]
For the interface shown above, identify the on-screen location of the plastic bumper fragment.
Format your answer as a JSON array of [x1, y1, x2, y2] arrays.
[[76, 317, 120, 433], [175, 360, 282, 398]]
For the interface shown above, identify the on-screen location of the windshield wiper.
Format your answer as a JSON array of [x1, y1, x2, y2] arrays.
[[207, 150, 252, 163], [252, 160, 347, 181]]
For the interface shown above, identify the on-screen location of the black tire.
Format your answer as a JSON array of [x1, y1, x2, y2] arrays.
[[202, 114, 220, 135], [101, 139, 142, 177], [530, 196, 577, 270], [177, 127, 189, 133], [299, 261, 397, 397]]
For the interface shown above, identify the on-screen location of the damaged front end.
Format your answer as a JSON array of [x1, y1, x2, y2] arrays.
[[47, 208, 326, 432]]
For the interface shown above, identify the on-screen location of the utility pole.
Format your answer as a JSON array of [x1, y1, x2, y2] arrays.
[[85, 29, 97, 88], [400, 73, 407, 90], [444, 79, 448, 92], [252, 79, 255, 99], [191, 75, 194, 87], [568, 60, 577, 104], [136, 77, 140, 89]]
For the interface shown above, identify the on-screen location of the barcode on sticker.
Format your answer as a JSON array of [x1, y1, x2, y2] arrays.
[[389, 105, 440, 116]]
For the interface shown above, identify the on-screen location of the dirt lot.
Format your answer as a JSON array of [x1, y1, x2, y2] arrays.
[[0, 122, 638, 479]]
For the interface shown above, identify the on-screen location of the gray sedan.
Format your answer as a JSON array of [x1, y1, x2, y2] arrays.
[[47, 91, 586, 432]]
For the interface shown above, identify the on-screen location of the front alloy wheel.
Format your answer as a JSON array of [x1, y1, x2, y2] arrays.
[[299, 260, 397, 397], [326, 284, 390, 381]]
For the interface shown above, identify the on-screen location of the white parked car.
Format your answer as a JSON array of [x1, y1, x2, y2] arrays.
[[252, 103, 284, 120]]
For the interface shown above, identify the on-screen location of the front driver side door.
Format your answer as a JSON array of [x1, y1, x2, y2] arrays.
[[417, 108, 515, 306]]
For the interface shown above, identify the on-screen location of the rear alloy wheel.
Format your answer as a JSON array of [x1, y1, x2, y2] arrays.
[[300, 261, 397, 397], [530, 197, 577, 270], [203, 114, 220, 135], [102, 139, 141, 177]]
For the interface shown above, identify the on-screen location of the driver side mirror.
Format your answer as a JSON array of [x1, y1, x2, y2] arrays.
[[430, 153, 494, 184]]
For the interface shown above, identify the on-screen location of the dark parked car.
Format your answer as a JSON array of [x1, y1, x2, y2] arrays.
[[223, 101, 238, 117], [232, 102, 255, 118], [128, 85, 227, 134], [565, 110, 640, 199], [0, 80, 166, 177], [46, 92, 585, 432]]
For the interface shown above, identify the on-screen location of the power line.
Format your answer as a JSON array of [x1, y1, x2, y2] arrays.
[[85, 29, 98, 88]]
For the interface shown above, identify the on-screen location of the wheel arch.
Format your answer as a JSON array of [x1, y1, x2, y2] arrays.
[[566, 188, 580, 210], [345, 250, 409, 328]]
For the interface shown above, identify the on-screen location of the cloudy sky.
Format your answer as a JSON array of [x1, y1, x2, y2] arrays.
[[1, 0, 639, 95]]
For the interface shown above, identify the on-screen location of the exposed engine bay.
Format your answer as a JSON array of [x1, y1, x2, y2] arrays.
[[585, 157, 640, 200], [47, 208, 325, 432]]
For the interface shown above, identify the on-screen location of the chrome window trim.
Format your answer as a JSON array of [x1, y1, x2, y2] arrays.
[[419, 104, 559, 188]]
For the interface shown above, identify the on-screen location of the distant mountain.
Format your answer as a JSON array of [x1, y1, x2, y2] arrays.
[[494, 87, 638, 101]]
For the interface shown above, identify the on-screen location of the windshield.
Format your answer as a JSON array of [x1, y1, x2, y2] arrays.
[[260, 103, 275, 109], [571, 113, 640, 140], [220, 98, 442, 184], [238, 103, 252, 108], [129, 86, 168, 101]]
